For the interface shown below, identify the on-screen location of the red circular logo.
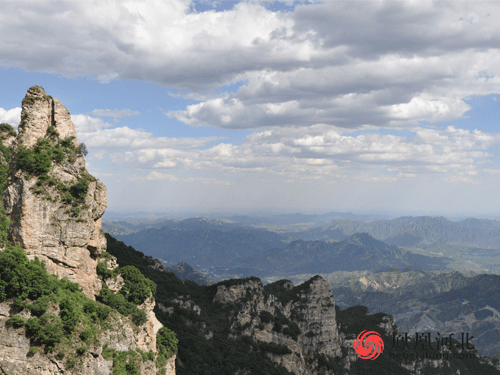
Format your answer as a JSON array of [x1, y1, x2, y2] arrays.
[[353, 330, 384, 360]]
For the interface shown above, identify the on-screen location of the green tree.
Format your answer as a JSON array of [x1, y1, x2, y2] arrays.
[[118, 266, 156, 305], [70, 177, 89, 203], [0, 246, 55, 301], [77, 143, 88, 157], [157, 327, 178, 359]]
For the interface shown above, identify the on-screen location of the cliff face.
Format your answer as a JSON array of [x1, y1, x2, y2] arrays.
[[213, 276, 341, 375], [3, 86, 106, 300], [0, 86, 175, 375]]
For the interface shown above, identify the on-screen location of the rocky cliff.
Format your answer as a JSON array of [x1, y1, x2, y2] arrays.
[[0, 86, 176, 375], [3, 85, 106, 299], [214, 276, 341, 374]]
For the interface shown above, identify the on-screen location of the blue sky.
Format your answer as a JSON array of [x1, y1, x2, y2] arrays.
[[1, 0, 500, 217]]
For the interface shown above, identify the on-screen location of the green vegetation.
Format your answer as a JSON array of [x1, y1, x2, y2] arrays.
[[97, 261, 114, 279], [95, 261, 157, 325], [0, 123, 16, 138], [6, 315, 26, 328], [0, 246, 109, 354], [14, 135, 84, 177], [77, 143, 88, 157], [0, 246, 158, 370], [156, 326, 178, 372], [259, 310, 301, 340], [96, 288, 147, 326], [335, 305, 390, 336], [106, 234, 292, 375], [118, 266, 156, 305], [102, 349, 141, 375], [264, 279, 308, 306], [28, 85, 42, 93], [26, 314, 65, 352], [4, 124, 91, 216], [0, 139, 11, 245], [157, 327, 178, 358]]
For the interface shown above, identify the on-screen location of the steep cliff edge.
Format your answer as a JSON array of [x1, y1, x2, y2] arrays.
[[0, 86, 176, 375], [214, 276, 341, 374], [3, 85, 106, 299]]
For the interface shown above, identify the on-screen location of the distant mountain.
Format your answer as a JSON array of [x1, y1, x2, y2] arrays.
[[105, 214, 500, 250], [103, 217, 241, 236], [163, 262, 213, 285], [229, 211, 390, 227], [245, 233, 451, 277], [332, 271, 500, 359], [113, 225, 287, 270], [384, 233, 422, 247], [105, 233, 500, 375], [287, 216, 500, 248], [112, 227, 452, 280]]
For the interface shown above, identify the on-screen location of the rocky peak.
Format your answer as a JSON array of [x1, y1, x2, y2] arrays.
[[18, 86, 78, 149], [3, 86, 105, 299], [0, 87, 176, 375], [213, 277, 263, 304], [210, 275, 342, 374]]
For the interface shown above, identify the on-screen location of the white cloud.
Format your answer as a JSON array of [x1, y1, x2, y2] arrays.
[[0, 107, 21, 127], [72, 114, 114, 133], [128, 172, 230, 184], [102, 123, 500, 184], [0, 0, 298, 89], [132, 171, 179, 181], [91, 109, 140, 118], [3, 2, 500, 130], [71, 114, 223, 150]]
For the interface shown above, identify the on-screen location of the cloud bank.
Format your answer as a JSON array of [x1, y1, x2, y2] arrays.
[[2, 1, 500, 130]]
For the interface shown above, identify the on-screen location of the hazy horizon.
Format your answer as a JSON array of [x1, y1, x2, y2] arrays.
[[102, 208, 500, 222], [2, 1, 500, 216]]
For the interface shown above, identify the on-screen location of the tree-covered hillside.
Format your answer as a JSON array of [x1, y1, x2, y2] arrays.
[[114, 225, 287, 269], [246, 233, 451, 276], [105, 233, 500, 375], [106, 234, 296, 375]]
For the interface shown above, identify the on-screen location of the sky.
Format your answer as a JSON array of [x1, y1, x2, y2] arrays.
[[1, 0, 500, 217]]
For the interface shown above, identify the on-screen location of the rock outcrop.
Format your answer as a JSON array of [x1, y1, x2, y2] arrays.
[[213, 276, 342, 375], [0, 300, 176, 375], [3, 86, 106, 299], [0, 86, 176, 375]]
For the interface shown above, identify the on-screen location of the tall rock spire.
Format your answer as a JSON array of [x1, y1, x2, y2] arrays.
[[0, 87, 175, 375], [3, 86, 107, 299], [18, 86, 79, 149]]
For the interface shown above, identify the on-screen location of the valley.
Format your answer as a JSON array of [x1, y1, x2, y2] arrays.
[[104, 213, 500, 365]]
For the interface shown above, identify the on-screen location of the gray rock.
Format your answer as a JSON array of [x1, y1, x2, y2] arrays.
[[0, 87, 175, 375]]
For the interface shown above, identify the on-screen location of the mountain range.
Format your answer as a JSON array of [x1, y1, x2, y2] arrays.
[[106, 233, 500, 375], [112, 225, 452, 280], [245, 233, 451, 277]]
